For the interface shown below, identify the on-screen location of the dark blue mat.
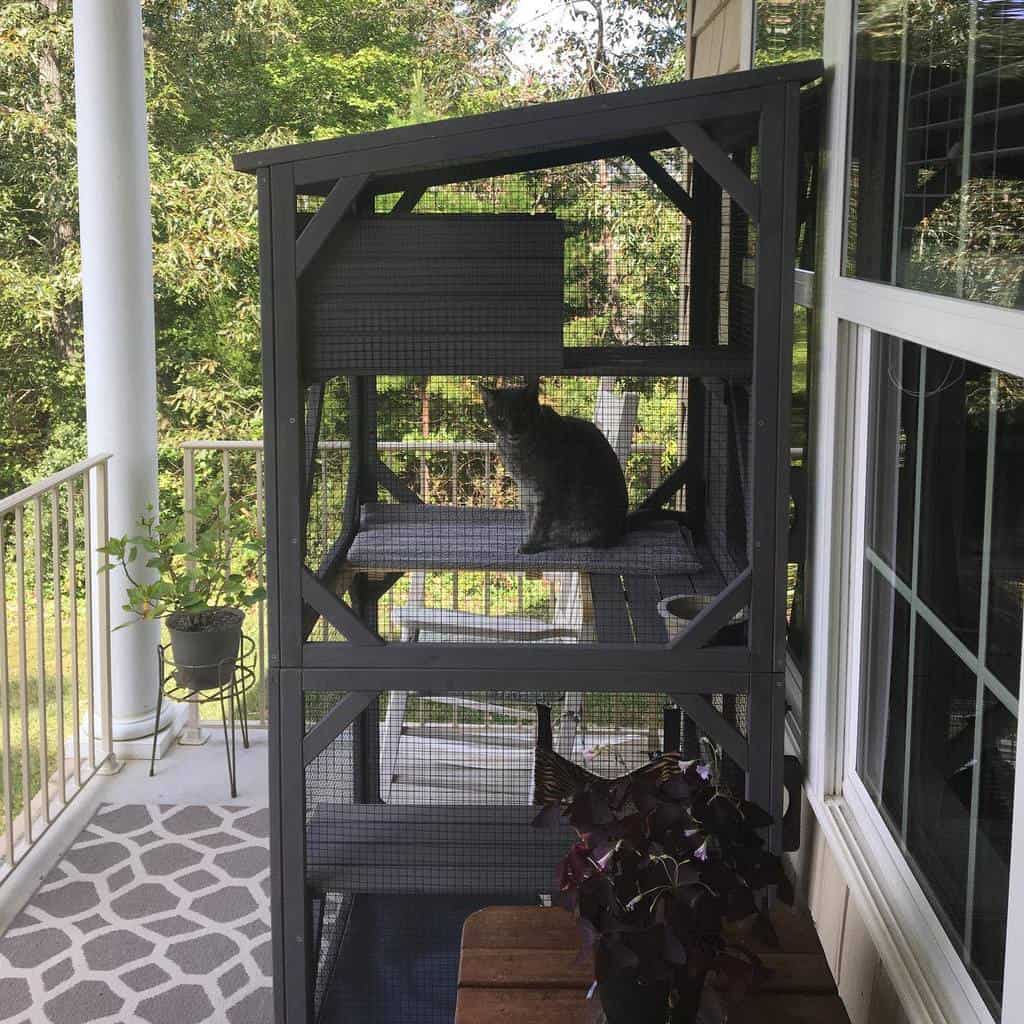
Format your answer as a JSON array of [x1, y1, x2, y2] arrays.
[[318, 893, 538, 1023]]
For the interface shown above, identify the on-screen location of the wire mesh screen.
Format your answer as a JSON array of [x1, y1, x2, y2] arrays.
[[302, 372, 752, 646], [302, 690, 742, 1023], [297, 153, 759, 648], [380, 154, 689, 350]]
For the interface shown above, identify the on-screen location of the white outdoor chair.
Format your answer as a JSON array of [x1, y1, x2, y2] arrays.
[[381, 382, 640, 799]]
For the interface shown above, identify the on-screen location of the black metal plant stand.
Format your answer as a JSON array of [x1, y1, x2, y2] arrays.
[[152, 634, 257, 798]]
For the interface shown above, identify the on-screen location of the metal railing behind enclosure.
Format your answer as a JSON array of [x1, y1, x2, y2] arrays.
[[0, 455, 114, 884], [182, 438, 669, 718]]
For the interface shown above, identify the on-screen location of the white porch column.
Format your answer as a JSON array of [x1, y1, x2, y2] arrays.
[[73, 1, 183, 751]]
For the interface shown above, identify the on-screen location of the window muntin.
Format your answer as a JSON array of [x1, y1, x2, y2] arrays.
[[846, 0, 1024, 311], [858, 332, 1022, 1013]]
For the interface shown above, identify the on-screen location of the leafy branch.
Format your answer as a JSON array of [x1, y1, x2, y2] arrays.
[[99, 495, 266, 630]]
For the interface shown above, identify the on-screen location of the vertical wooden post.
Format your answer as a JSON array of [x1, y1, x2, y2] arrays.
[[262, 164, 314, 1023], [750, 83, 800, 677]]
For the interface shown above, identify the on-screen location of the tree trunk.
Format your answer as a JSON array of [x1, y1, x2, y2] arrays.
[[420, 376, 431, 499]]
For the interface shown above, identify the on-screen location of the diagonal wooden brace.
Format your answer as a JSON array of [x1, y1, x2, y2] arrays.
[[668, 692, 749, 770], [302, 568, 384, 646], [669, 567, 752, 653], [296, 173, 371, 277], [303, 690, 380, 765], [631, 150, 696, 219], [668, 123, 759, 223]]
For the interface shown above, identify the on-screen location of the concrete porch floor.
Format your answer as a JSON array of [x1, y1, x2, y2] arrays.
[[0, 728, 269, 938]]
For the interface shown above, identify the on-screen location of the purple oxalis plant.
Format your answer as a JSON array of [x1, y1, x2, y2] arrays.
[[533, 755, 794, 1024]]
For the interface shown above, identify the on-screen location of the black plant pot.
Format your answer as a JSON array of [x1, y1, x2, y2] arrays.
[[597, 972, 707, 1024], [597, 976, 669, 1024], [166, 608, 244, 691]]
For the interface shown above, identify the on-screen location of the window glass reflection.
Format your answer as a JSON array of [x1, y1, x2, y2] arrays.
[[847, 0, 1024, 310], [858, 333, 1021, 1015]]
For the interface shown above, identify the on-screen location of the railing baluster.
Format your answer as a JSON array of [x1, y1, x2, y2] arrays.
[[67, 479, 81, 789], [33, 496, 48, 826], [254, 449, 267, 726], [222, 449, 231, 521], [82, 473, 96, 771], [94, 463, 113, 770], [183, 448, 197, 550], [484, 451, 492, 616], [182, 448, 202, 742], [0, 455, 113, 885], [0, 515, 14, 868], [321, 448, 329, 642], [15, 506, 31, 845], [50, 489, 65, 805]]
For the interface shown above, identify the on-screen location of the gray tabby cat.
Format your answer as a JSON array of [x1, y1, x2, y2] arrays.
[[479, 380, 628, 553]]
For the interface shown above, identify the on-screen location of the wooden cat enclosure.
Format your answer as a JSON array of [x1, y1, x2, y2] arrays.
[[235, 59, 822, 1024]]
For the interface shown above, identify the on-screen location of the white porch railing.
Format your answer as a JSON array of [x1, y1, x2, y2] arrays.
[[0, 455, 115, 884]]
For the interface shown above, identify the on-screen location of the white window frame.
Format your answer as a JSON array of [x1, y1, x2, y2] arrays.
[[804, 3, 1024, 1024]]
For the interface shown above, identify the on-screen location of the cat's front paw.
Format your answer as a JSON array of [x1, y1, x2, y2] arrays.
[[518, 541, 544, 555]]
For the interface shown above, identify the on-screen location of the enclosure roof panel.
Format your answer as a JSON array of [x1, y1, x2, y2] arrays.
[[233, 60, 822, 180]]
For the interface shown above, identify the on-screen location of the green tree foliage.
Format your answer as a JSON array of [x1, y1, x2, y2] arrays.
[[0, 1, 81, 494], [0, 0, 514, 498], [1, 0, 701, 503]]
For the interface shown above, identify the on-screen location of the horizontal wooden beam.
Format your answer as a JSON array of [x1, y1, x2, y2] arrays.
[[293, 90, 766, 191], [298, 664, 754, 694], [235, 61, 823, 172], [301, 639, 754, 677], [561, 345, 752, 378]]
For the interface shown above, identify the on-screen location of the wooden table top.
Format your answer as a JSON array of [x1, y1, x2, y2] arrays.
[[455, 905, 853, 1024]]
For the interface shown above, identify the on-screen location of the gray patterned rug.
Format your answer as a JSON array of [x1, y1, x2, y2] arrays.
[[0, 804, 272, 1024]]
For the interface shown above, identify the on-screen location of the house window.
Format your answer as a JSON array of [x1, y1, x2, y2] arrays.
[[755, 0, 825, 67], [858, 331, 1022, 1013], [787, 304, 813, 672], [846, 0, 1024, 309]]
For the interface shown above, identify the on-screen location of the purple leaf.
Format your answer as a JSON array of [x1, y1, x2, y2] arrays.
[[531, 803, 564, 829], [660, 771, 693, 801]]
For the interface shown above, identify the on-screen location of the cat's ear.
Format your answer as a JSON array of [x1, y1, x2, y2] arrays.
[[524, 376, 540, 401]]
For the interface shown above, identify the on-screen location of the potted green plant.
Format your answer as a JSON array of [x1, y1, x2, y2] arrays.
[[101, 497, 266, 690], [533, 751, 792, 1024]]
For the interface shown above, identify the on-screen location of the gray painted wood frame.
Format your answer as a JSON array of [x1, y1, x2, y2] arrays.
[[245, 61, 820, 1022]]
